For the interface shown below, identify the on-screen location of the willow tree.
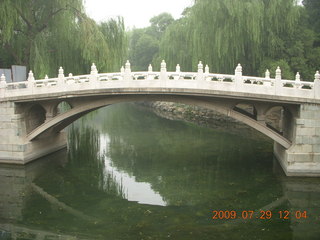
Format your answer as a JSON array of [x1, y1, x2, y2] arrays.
[[0, 0, 127, 78], [159, 0, 300, 75], [158, 18, 193, 71], [99, 17, 128, 72]]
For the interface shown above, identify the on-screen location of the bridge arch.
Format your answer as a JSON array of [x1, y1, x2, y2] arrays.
[[26, 95, 292, 149], [54, 101, 73, 116], [25, 104, 47, 134], [233, 102, 258, 120]]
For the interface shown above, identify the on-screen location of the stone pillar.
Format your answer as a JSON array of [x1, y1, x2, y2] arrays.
[[234, 63, 243, 90], [274, 103, 320, 176], [275, 66, 282, 95], [89, 63, 99, 87], [196, 61, 204, 81], [0, 74, 7, 97], [160, 60, 167, 81], [124, 60, 132, 81]]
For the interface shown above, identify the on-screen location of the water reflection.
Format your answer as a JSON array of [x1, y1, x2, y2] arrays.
[[100, 134, 166, 206], [0, 103, 319, 239]]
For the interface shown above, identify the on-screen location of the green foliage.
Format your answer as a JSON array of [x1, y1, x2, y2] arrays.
[[303, 0, 320, 35], [128, 13, 174, 71], [258, 59, 294, 80], [99, 17, 128, 72], [149, 13, 174, 39], [159, 0, 301, 74], [159, 18, 192, 71], [0, 0, 127, 78]]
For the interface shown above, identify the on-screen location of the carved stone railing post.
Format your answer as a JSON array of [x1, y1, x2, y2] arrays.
[[0, 74, 7, 97], [275, 66, 282, 94], [205, 64, 209, 74], [27, 70, 35, 92], [264, 69, 271, 86], [196, 61, 204, 81], [89, 63, 98, 87], [58, 67, 65, 86], [148, 64, 153, 73], [160, 60, 167, 81], [147, 64, 156, 80], [234, 63, 243, 89], [0, 74, 7, 88], [173, 64, 181, 80], [265, 69, 270, 79], [204, 64, 210, 80], [90, 63, 98, 75], [124, 60, 132, 81], [295, 72, 301, 89], [314, 71, 320, 98], [176, 64, 181, 73]]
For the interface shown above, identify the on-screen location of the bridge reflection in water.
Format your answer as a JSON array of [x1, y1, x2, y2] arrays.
[[0, 104, 319, 239]]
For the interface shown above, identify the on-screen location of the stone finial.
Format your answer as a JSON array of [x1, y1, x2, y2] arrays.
[[58, 67, 64, 78], [235, 63, 242, 76], [28, 70, 35, 81], [265, 69, 270, 78], [90, 63, 98, 75], [125, 60, 131, 69], [0, 74, 6, 88], [120, 66, 124, 73], [205, 65, 209, 74], [176, 64, 181, 73], [276, 66, 281, 80], [315, 71, 320, 82], [68, 73, 73, 77], [295, 72, 300, 82], [148, 64, 153, 72], [0, 74, 6, 83], [161, 60, 166, 72], [45, 75, 49, 79], [0, 74, 6, 90], [198, 61, 203, 73], [125, 60, 131, 73]]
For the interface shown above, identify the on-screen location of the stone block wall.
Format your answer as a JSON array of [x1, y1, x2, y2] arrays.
[[275, 103, 320, 176], [0, 101, 67, 164]]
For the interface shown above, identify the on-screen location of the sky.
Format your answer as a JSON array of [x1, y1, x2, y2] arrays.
[[84, 0, 193, 29]]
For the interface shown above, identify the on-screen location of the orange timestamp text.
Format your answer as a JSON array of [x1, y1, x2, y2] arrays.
[[212, 210, 308, 220]]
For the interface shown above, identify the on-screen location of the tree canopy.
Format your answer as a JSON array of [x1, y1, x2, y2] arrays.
[[0, 0, 127, 78], [127, 0, 319, 81], [128, 13, 174, 71]]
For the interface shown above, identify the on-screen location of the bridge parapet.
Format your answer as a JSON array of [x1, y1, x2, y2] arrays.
[[0, 61, 319, 101]]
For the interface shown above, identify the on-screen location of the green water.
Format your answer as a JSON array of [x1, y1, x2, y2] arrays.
[[1, 103, 320, 240]]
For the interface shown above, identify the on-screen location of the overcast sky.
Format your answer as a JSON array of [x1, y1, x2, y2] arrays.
[[84, 0, 193, 29]]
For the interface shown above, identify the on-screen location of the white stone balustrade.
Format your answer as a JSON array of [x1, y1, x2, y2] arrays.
[[0, 61, 319, 101]]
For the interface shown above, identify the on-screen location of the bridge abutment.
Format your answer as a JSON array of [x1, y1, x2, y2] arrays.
[[274, 103, 320, 176], [0, 101, 67, 164]]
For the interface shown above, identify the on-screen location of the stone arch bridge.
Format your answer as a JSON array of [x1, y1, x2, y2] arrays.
[[1, 61, 320, 176]]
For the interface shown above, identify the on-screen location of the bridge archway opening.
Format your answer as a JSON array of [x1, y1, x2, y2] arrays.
[[265, 106, 283, 134], [264, 106, 294, 141], [26, 104, 46, 134], [26, 96, 291, 149], [54, 101, 73, 116], [233, 103, 257, 120]]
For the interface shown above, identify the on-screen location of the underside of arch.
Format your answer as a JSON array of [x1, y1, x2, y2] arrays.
[[27, 95, 292, 149]]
